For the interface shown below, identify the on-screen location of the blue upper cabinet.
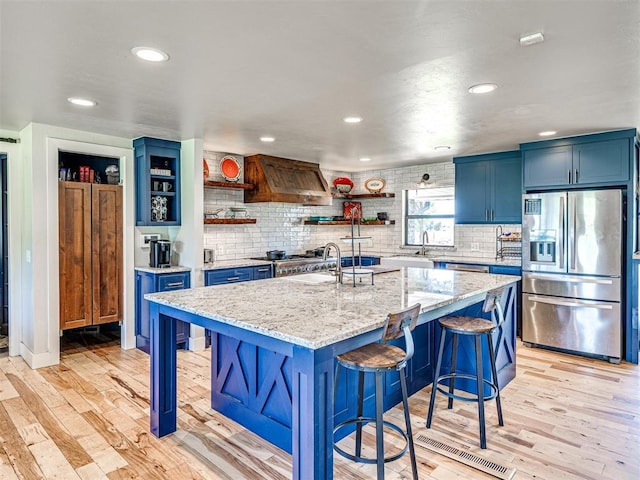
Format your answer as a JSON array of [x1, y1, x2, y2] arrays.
[[133, 137, 181, 226], [522, 130, 632, 189], [454, 151, 522, 224]]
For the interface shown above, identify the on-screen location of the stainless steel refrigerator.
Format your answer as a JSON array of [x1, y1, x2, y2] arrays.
[[521, 189, 623, 362]]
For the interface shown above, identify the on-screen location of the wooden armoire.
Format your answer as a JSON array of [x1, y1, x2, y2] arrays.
[[58, 181, 123, 331]]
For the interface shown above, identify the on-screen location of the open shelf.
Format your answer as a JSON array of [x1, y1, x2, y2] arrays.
[[204, 180, 254, 190], [304, 220, 395, 225], [332, 192, 395, 199], [204, 218, 257, 225]]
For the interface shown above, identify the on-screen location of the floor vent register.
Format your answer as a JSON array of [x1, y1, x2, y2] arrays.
[[414, 434, 516, 480]]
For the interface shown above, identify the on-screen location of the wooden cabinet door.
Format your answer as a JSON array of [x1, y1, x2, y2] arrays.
[[59, 182, 92, 330], [91, 184, 123, 325]]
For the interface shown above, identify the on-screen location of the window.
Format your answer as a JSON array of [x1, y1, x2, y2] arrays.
[[404, 187, 455, 246]]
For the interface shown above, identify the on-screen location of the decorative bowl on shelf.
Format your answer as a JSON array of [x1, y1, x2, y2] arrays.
[[363, 216, 378, 222], [309, 216, 333, 222], [333, 177, 354, 194]]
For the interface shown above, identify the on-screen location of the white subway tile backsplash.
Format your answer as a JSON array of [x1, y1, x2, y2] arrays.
[[202, 150, 521, 260]]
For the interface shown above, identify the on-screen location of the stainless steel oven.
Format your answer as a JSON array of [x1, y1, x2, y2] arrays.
[[251, 254, 338, 277]]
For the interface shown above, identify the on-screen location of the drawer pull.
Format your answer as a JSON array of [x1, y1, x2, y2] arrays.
[[165, 282, 184, 287], [226, 276, 240, 281], [256, 268, 270, 272]]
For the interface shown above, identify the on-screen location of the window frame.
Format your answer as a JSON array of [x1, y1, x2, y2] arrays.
[[403, 187, 455, 247]]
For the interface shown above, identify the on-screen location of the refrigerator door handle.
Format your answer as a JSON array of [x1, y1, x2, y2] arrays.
[[525, 273, 615, 285], [559, 195, 565, 269], [569, 194, 578, 271], [527, 295, 614, 310]]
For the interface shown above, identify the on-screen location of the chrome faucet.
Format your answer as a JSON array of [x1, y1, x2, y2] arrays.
[[421, 230, 429, 256], [322, 242, 342, 281]]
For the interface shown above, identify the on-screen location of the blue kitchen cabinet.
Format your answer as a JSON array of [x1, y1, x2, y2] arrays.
[[454, 151, 522, 224], [135, 269, 190, 353], [341, 255, 380, 268], [522, 131, 631, 189], [204, 265, 273, 286], [133, 137, 181, 226], [253, 264, 274, 280]]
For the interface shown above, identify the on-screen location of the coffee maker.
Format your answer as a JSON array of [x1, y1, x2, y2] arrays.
[[149, 239, 171, 268]]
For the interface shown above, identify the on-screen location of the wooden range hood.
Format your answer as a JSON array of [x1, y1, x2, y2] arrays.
[[243, 154, 332, 205]]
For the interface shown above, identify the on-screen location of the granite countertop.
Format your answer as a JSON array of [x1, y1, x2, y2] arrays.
[[633, 252, 640, 261], [146, 268, 518, 349], [202, 258, 274, 270], [135, 265, 191, 274]]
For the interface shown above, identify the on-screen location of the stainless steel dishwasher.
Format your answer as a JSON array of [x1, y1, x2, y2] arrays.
[[444, 263, 490, 273]]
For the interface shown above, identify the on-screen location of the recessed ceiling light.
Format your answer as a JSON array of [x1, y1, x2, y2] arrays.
[[131, 46, 169, 62], [539, 130, 557, 137], [359, 157, 371, 162], [520, 32, 545, 47], [67, 97, 96, 107], [343, 116, 362, 124], [468, 83, 498, 94], [260, 136, 275, 142], [434, 145, 451, 151]]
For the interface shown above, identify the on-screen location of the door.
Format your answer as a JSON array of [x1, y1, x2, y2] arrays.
[[491, 156, 522, 223], [454, 161, 489, 223], [59, 182, 92, 329], [523, 145, 573, 188], [0, 154, 7, 347], [568, 189, 622, 276], [522, 192, 567, 273], [522, 293, 621, 359], [91, 184, 123, 324]]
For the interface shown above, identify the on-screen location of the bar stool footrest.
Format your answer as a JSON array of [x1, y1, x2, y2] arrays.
[[434, 373, 499, 403], [333, 417, 409, 464]]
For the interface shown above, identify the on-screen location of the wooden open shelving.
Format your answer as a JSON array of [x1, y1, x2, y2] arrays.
[[304, 220, 395, 226], [332, 192, 395, 199], [204, 180, 254, 190], [204, 218, 257, 225]]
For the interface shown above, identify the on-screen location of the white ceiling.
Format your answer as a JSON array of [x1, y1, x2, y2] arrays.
[[1, 0, 639, 171]]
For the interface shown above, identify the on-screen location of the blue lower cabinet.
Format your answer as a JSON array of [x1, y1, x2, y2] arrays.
[[253, 265, 274, 280], [204, 265, 273, 286], [341, 255, 380, 268], [135, 270, 191, 353]]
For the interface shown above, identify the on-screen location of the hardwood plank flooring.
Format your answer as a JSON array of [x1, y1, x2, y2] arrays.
[[0, 333, 638, 479]]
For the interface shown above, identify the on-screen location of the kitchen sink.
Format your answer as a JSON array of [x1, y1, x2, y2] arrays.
[[379, 255, 434, 269], [282, 273, 337, 284]]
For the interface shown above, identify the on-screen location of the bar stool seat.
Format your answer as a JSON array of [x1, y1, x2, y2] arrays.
[[426, 287, 506, 449], [333, 304, 421, 480]]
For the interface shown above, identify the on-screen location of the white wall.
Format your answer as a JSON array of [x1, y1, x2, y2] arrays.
[[202, 153, 520, 261]]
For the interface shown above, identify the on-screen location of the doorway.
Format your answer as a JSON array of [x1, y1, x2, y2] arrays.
[[0, 153, 8, 356]]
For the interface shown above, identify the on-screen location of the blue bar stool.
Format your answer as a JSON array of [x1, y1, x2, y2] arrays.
[[426, 288, 505, 449], [333, 303, 421, 480]]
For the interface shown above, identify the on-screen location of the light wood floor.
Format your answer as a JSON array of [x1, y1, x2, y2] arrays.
[[0, 331, 638, 479]]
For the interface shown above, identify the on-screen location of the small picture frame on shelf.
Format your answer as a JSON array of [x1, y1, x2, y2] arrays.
[[343, 201, 362, 219]]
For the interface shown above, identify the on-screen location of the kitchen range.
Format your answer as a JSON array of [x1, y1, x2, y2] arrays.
[[251, 251, 338, 277]]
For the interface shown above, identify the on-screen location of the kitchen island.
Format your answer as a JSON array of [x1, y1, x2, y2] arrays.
[[146, 267, 519, 480]]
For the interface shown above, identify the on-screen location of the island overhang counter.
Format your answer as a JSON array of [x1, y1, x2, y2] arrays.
[[146, 267, 519, 480]]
